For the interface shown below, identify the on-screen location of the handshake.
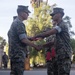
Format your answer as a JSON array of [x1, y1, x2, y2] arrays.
[[28, 36, 44, 51], [28, 36, 54, 51], [28, 36, 43, 41]]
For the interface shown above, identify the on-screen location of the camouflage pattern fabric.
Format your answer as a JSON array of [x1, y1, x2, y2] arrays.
[[10, 60, 24, 75], [46, 33, 57, 75], [46, 34, 56, 52], [8, 17, 27, 75], [47, 58, 58, 75], [55, 20, 72, 75], [46, 20, 72, 75]]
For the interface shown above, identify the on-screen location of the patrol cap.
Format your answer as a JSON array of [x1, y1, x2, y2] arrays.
[[50, 7, 64, 17], [17, 5, 31, 14]]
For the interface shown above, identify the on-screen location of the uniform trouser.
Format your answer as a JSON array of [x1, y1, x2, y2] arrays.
[[47, 58, 58, 75], [57, 58, 71, 75], [47, 58, 71, 75], [10, 59, 25, 75], [4, 63, 8, 68]]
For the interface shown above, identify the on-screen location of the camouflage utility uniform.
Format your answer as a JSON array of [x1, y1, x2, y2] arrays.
[[2, 53, 9, 69], [8, 17, 27, 75], [54, 20, 72, 75]]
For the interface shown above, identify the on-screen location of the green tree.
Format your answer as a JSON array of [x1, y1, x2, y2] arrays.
[[30, 0, 43, 8], [26, 2, 52, 36], [0, 36, 6, 49], [70, 39, 75, 52], [63, 16, 75, 36], [26, 2, 52, 66]]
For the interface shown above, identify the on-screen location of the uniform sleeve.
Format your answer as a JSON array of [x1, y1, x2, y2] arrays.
[[59, 22, 68, 33], [19, 33, 27, 40], [53, 26, 62, 33], [16, 22, 27, 40]]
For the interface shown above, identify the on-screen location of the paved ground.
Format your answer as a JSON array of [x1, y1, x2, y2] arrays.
[[71, 64, 75, 68], [0, 64, 75, 75], [0, 69, 75, 75], [0, 64, 75, 71]]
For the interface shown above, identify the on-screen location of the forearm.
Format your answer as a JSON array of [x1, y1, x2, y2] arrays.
[[35, 29, 57, 38], [21, 38, 37, 48], [43, 41, 54, 48], [27, 37, 33, 41]]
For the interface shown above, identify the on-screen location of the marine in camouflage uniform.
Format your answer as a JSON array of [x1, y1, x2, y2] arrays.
[[8, 5, 40, 75], [8, 17, 27, 75], [33, 7, 72, 75], [55, 20, 72, 75], [2, 52, 9, 69]]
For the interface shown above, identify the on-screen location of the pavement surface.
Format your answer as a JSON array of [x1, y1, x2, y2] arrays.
[[71, 64, 75, 68], [0, 69, 75, 75], [0, 64, 75, 70]]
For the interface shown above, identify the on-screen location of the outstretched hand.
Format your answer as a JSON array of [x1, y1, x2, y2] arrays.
[[34, 45, 43, 51], [28, 37, 43, 41]]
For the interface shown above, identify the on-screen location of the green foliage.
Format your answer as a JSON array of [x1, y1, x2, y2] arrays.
[[73, 54, 75, 63], [0, 36, 6, 48], [0, 36, 4, 43], [70, 38, 75, 62], [63, 16, 75, 36], [26, 2, 52, 36], [29, 47, 38, 57], [70, 38, 75, 52], [26, 2, 52, 66], [4, 43, 9, 55]]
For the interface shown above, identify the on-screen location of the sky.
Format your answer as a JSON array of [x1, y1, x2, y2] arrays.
[[0, 0, 75, 42]]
